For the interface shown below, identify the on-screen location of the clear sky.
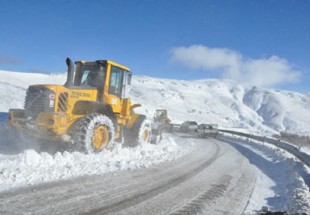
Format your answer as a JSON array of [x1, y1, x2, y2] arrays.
[[0, 0, 310, 92]]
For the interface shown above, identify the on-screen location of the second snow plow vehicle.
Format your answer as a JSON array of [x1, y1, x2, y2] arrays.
[[154, 109, 172, 132], [9, 58, 159, 153]]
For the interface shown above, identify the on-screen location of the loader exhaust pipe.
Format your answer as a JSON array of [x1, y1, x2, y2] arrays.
[[65, 57, 74, 87]]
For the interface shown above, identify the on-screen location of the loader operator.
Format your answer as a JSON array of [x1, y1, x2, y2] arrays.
[[81, 65, 105, 88]]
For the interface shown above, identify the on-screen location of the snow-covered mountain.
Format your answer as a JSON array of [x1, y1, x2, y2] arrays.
[[1, 70, 309, 136]]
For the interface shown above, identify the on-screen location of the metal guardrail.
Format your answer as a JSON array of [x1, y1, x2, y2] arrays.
[[218, 129, 310, 168]]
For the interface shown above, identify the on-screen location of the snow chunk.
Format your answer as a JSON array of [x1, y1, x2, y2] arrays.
[[23, 150, 41, 166]]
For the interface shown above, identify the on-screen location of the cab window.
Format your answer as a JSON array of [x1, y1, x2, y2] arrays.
[[75, 64, 106, 88], [109, 66, 124, 97], [80, 70, 90, 84]]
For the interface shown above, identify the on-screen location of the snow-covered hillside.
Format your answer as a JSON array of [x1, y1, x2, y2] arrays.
[[1, 70, 309, 136]]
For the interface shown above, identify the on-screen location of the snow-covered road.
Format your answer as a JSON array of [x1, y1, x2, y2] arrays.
[[1, 133, 310, 214], [0, 136, 257, 215]]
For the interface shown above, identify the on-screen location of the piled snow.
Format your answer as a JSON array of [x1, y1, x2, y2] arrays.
[[0, 137, 193, 191], [1, 70, 309, 136], [223, 136, 310, 213]]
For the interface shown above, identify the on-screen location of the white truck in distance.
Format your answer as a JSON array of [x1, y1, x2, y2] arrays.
[[180, 121, 198, 133]]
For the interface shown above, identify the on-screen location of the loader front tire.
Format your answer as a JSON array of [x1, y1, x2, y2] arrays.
[[72, 113, 115, 154], [124, 116, 154, 146]]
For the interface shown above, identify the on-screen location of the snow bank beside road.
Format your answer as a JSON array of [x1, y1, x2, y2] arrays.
[[0, 136, 193, 191], [219, 135, 310, 213], [241, 140, 310, 213]]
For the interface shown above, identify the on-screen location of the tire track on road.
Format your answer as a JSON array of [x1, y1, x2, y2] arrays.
[[82, 142, 220, 215], [169, 175, 232, 215]]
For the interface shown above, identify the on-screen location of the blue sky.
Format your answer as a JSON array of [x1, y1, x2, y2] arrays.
[[0, 0, 310, 92]]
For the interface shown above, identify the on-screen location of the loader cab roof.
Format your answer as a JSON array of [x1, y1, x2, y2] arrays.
[[75, 60, 130, 72]]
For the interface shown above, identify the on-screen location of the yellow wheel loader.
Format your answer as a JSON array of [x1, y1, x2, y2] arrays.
[[9, 58, 158, 153]]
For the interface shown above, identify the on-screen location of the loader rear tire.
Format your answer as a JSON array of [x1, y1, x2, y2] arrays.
[[72, 113, 115, 154]]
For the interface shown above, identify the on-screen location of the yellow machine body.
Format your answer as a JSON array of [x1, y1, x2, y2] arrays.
[[9, 59, 141, 141]]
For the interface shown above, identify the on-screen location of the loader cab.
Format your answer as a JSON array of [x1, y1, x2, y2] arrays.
[[67, 59, 132, 113], [104, 61, 132, 113], [73, 61, 106, 88]]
